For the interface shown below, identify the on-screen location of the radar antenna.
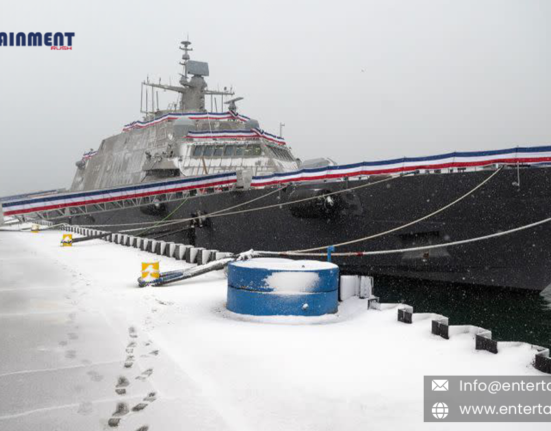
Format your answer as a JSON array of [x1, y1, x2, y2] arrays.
[[224, 97, 244, 111]]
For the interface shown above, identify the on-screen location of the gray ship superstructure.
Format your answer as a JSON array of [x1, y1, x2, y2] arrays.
[[71, 40, 299, 192]]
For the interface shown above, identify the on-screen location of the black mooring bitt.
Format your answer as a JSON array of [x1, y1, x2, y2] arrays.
[[475, 332, 498, 354], [431, 320, 439, 335], [431, 319, 450, 340], [397, 307, 413, 324], [534, 350, 551, 374], [367, 296, 379, 310]]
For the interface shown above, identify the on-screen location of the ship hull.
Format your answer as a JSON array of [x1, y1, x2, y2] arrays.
[[69, 167, 551, 291]]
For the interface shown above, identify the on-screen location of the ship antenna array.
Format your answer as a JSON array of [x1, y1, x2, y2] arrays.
[[140, 77, 160, 116], [179, 39, 192, 80], [138, 38, 236, 115]]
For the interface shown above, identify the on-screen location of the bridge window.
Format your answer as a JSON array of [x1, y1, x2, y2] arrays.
[[214, 146, 224, 156], [224, 146, 234, 156], [234, 146, 245, 156], [269, 145, 292, 161], [193, 146, 203, 157], [244, 144, 262, 157], [203, 146, 214, 157]]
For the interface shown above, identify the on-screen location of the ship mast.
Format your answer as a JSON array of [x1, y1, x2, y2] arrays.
[[142, 39, 235, 116]]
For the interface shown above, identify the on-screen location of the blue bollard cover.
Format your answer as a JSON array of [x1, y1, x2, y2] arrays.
[[227, 258, 339, 316], [228, 258, 339, 293]]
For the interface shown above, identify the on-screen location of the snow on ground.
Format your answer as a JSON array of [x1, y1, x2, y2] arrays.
[[0, 230, 547, 431]]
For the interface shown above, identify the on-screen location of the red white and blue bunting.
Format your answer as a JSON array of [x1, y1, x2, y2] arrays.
[[250, 145, 551, 187], [122, 110, 250, 132], [81, 150, 97, 161], [187, 128, 286, 145], [2, 172, 237, 217], [123, 110, 286, 145], [5, 145, 551, 217]]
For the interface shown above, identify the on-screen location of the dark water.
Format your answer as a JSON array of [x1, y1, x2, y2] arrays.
[[374, 276, 551, 348]]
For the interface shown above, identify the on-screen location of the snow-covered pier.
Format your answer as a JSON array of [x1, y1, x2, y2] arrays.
[[0, 229, 548, 431]]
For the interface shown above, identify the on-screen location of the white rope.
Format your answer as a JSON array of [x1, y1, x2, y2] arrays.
[[79, 174, 400, 232], [120, 174, 401, 233], [118, 186, 286, 233], [79, 185, 285, 230], [263, 167, 504, 254], [261, 215, 551, 257]]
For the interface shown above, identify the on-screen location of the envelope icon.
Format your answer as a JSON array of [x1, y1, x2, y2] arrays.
[[432, 379, 449, 391]]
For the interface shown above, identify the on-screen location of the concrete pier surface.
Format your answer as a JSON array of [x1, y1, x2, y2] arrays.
[[0, 230, 547, 431]]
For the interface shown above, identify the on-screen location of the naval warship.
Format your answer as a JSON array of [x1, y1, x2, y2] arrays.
[[3, 40, 551, 292]]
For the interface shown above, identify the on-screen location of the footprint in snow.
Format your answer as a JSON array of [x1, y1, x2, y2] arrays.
[[144, 392, 156, 402], [136, 368, 153, 381], [132, 403, 148, 412], [65, 350, 77, 359], [107, 402, 129, 427], [124, 356, 134, 368], [113, 402, 129, 416], [115, 376, 129, 394], [116, 376, 130, 388], [108, 418, 121, 428]]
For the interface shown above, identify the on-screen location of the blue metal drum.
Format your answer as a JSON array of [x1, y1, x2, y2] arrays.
[[227, 258, 339, 316]]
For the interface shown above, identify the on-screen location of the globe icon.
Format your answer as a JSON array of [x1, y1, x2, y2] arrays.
[[432, 402, 449, 419]]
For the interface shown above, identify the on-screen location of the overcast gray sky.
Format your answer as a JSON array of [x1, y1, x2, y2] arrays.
[[0, 0, 550, 196]]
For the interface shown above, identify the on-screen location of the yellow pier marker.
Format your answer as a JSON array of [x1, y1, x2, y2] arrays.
[[31, 224, 40, 233], [141, 262, 160, 281], [61, 234, 73, 247]]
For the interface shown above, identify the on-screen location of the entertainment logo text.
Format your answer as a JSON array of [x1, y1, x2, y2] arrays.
[[0, 32, 75, 50]]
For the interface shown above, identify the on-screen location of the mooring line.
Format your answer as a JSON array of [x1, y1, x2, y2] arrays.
[[78, 185, 286, 230], [260, 167, 504, 254], [257, 214, 551, 257], [119, 174, 402, 233], [69, 174, 399, 233]]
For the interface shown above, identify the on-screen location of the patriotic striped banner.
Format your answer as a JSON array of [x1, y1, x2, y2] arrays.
[[123, 110, 286, 144], [254, 129, 286, 146], [123, 110, 250, 132], [5, 145, 551, 217], [2, 172, 237, 217], [81, 150, 97, 161], [250, 145, 551, 187], [187, 130, 260, 140], [187, 128, 286, 145]]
